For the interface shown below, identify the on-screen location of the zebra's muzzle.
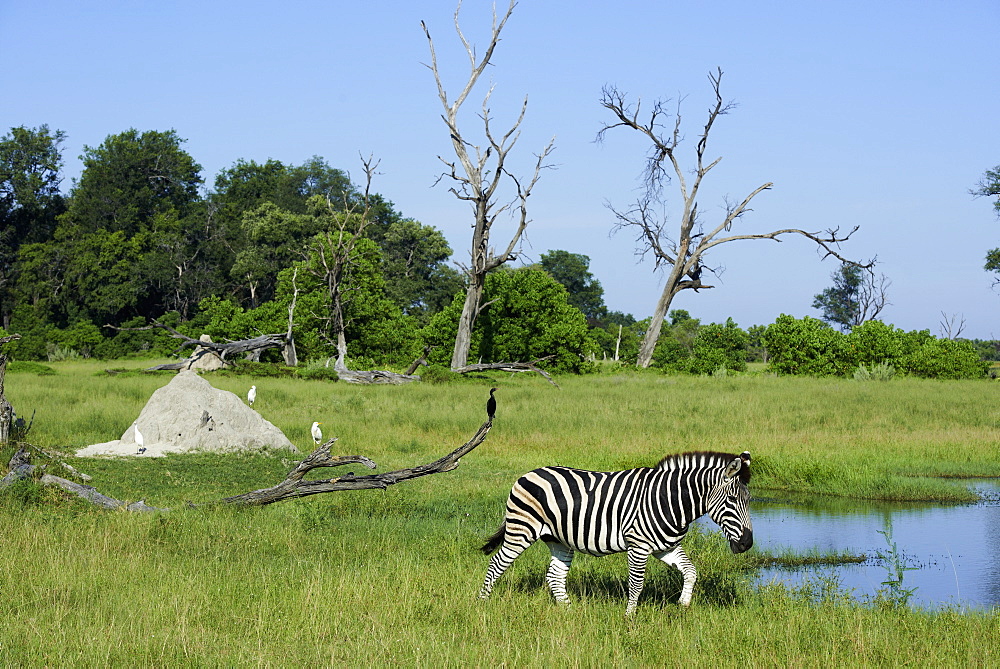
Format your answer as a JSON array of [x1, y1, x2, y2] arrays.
[[729, 529, 753, 554]]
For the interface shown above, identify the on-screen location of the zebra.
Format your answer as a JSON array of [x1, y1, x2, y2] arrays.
[[478, 450, 753, 615]]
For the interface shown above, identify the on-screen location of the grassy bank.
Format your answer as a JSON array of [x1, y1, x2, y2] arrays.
[[7, 361, 1000, 501], [2, 363, 999, 664], [2, 482, 997, 666]]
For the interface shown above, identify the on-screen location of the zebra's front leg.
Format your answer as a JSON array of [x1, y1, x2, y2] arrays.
[[624, 547, 651, 616], [543, 541, 574, 605], [654, 545, 697, 607]]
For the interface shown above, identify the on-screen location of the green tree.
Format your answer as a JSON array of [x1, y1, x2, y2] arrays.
[[974, 166, 1000, 281], [231, 201, 328, 306], [538, 250, 607, 321], [375, 217, 462, 322], [590, 311, 640, 363], [67, 129, 202, 235], [813, 264, 862, 331], [813, 263, 890, 331], [211, 157, 352, 228], [422, 267, 596, 373], [0, 125, 67, 327]]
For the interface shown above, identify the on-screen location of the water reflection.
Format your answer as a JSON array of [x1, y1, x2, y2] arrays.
[[742, 480, 1000, 610]]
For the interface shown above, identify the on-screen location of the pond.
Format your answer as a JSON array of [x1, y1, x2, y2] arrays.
[[740, 480, 1000, 610]]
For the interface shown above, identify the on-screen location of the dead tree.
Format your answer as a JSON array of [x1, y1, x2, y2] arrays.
[[939, 312, 967, 340], [221, 420, 491, 505], [282, 267, 300, 366], [856, 271, 891, 325], [598, 69, 872, 368], [0, 333, 21, 442], [422, 1, 556, 370], [305, 155, 381, 365], [104, 322, 290, 370]]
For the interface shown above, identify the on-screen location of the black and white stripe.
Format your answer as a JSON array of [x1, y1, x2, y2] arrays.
[[478, 450, 753, 614]]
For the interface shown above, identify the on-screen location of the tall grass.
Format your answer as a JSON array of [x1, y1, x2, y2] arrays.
[[9, 361, 997, 500], [2, 363, 999, 664]]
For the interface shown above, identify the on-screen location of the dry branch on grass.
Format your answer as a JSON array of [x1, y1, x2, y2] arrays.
[[221, 419, 492, 505]]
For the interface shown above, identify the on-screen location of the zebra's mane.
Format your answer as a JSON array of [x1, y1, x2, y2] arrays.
[[654, 451, 750, 484]]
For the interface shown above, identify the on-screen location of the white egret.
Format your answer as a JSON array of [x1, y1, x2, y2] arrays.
[[311, 421, 323, 445], [248, 385, 257, 406], [134, 423, 145, 455]]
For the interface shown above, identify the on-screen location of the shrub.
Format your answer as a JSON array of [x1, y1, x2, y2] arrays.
[[903, 338, 989, 379], [650, 334, 687, 370], [853, 361, 897, 381], [762, 314, 849, 376], [8, 361, 56, 375], [687, 318, 749, 374]]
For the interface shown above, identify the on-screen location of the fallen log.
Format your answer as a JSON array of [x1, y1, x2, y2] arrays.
[[0, 447, 34, 488], [220, 419, 492, 505], [332, 350, 420, 385], [40, 474, 166, 512], [453, 356, 560, 388]]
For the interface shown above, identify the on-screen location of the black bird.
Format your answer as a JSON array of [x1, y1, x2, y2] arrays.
[[486, 387, 497, 421]]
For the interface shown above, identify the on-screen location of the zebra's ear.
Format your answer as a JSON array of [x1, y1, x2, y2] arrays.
[[725, 457, 743, 479], [740, 451, 751, 463]]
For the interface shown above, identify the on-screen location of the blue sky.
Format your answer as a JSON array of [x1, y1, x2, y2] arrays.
[[3, 1, 998, 337]]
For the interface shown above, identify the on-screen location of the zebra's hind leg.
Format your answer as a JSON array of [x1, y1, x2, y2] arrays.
[[479, 532, 535, 600], [654, 545, 697, 607], [543, 541, 574, 605], [624, 547, 651, 616]]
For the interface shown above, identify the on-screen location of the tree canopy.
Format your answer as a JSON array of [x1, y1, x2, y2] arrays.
[[974, 166, 1000, 281], [538, 250, 607, 322]]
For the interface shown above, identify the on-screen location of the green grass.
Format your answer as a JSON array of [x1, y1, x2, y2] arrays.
[[2, 364, 999, 665]]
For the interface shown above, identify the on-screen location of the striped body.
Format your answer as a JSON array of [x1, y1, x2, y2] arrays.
[[479, 451, 753, 614]]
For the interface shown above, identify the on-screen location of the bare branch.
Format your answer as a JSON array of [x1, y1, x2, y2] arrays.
[[939, 311, 966, 340]]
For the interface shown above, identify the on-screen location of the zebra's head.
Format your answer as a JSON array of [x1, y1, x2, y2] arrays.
[[706, 451, 753, 554]]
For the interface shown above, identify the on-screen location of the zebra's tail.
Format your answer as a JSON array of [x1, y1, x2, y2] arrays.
[[481, 523, 506, 555]]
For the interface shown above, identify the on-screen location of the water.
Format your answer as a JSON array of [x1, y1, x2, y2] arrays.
[[740, 480, 1000, 610]]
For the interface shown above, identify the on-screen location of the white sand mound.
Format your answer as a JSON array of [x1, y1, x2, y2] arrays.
[[76, 370, 299, 457]]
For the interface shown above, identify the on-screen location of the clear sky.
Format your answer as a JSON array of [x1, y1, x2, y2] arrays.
[[3, 1, 998, 337]]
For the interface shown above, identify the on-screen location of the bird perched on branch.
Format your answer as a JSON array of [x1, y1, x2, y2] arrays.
[[311, 421, 323, 445], [247, 385, 256, 406], [486, 387, 497, 421]]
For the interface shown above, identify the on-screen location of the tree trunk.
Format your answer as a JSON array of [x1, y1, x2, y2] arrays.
[[0, 355, 11, 444], [636, 273, 683, 368], [282, 280, 299, 367], [451, 276, 484, 370], [404, 346, 434, 376], [0, 334, 21, 443]]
